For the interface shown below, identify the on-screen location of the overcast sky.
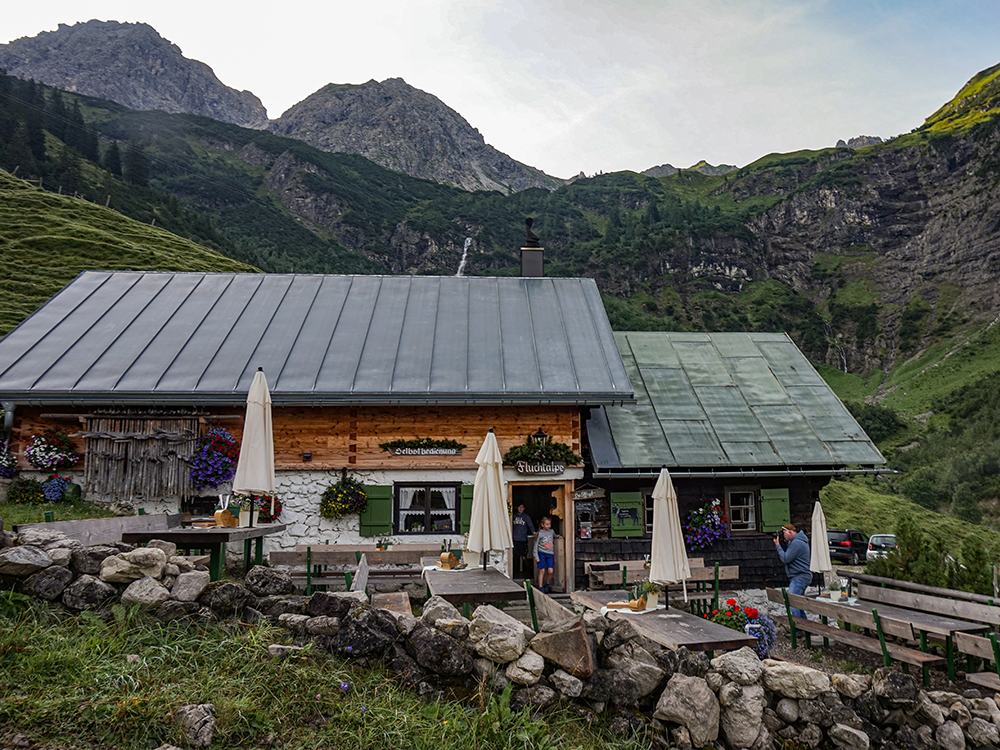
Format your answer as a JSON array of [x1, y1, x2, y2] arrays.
[[4, 1, 1000, 179]]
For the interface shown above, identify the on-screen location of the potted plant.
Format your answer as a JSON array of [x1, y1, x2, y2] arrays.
[[234, 493, 261, 527], [829, 577, 842, 601], [640, 579, 661, 609]]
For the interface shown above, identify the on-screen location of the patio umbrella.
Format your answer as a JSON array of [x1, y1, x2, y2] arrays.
[[649, 467, 691, 604], [809, 499, 833, 593], [232, 367, 275, 524], [466, 429, 512, 572]]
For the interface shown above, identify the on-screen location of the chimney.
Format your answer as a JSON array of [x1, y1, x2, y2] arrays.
[[520, 217, 543, 276]]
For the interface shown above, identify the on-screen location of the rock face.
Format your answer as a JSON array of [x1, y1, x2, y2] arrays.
[[0, 21, 267, 128], [269, 78, 559, 194]]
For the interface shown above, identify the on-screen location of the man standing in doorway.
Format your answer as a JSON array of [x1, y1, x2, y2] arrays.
[[511, 502, 535, 580], [775, 522, 811, 617]]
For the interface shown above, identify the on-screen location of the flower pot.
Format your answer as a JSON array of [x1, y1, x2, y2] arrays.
[[239, 509, 258, 527], [830, 590, 841, 601], [645, 593, 659, 609]]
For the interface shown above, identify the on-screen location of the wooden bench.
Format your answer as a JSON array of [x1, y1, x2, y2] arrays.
[[855, 583, 1000, 629], [842, 571, 1000, 607], [954, 632, 1000, 690], [585, 557, 703, 588], [766, 588, 945, 685], [270, 545, 438, 594], [14, 513, 185, 547]]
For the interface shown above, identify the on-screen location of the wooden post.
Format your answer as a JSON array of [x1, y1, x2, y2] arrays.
[[525, 581, 539, 633]]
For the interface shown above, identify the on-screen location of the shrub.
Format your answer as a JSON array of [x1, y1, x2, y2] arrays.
[[703, 598, 777, 659], [7, 478, 46, 504]]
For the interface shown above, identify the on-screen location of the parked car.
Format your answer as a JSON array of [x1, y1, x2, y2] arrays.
[[867, 534, 897, 561], [827, 529, 869, 565]]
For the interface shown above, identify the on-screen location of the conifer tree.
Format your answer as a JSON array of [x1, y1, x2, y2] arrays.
[[122, 141, 148, 186], [104, 142, 122, 177]]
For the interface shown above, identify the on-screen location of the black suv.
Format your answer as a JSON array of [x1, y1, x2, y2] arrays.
[[827, 529, 868, 565]]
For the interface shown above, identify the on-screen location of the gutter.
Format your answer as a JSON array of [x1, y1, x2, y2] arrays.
[[593, 467, 896, 479], [1, 401, 12, 439]]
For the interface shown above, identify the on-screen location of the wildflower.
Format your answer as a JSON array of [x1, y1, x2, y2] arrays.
[[361, 706, 367, 712], [726, 598, 737, 607], [341, 682, 349, 690], [346, 646, 353, 653]]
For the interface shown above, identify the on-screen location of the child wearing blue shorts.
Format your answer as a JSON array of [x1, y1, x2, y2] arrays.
[[534, 516, 556, 593]]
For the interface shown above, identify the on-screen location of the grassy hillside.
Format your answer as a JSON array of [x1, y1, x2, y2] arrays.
[[0, 169, 257, 335]]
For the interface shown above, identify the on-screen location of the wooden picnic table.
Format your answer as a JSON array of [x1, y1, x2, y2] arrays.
[[122, 524, 286, 581], [571, 589, 755, 655], [420, 556, 526, 606], [812, 593, 990, 681]]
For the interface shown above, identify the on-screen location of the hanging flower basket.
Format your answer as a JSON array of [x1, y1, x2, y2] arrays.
[[187, 427, 240, 490], [684, 498, 729, 550], [23, 431, 81, 471], [320, 474, 368, 518]]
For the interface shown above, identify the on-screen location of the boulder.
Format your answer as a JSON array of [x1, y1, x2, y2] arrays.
[[965, 716, 999, 746], [950, 701, 973, 727], [936, 720, 966, 750], [255, 595, 309, 617], [653, 673, 720, 749], [582, 668, 641, 707], [332, 602, 399, 657], [22, 565, 73, 600], [277, 613, 311, 634], [306, 590, 367, 618], [406, 624, 474, 676], [468, 604, 532, 663], [0, 545, 52, 575], [776, 697, 799, 723], [510, 685, 558, 712], [244, 565, 295, 596], [506, 649, 545, 686], [435, 618, 469, 640], [48, 547, 73, 567], [175, 703, 215, 748], [121, 577, 172, 609], [305, 616, 340, 637], [71, 545, 121, 576], [603, 640, 665, 697], [100, 547, 167, 583], [170, 556, 195, 573], [15, 527, 72, 548], [718, 682, 765, 749], [171, 571, 210, 602], [601, 617, 640, 652], [711, 646, 763, 686], [550, 668, 583, 699], [420, 595, 462, 625], [198, 581, 253, 617], [146, 539, 177, 559], [914, 695, 946, 727], [833, 673, 872, 699], [156, 600, 203, 623], [872, 668, 919, 710], [62, 574, 117, 610], [530, 616, 594, 678], [761, 659, 831, 699], [829, 722, 871, 750], [388, 642, 424, 686]]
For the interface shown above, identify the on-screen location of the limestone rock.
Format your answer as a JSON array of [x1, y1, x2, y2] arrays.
[[435, 618, 469, 640], [156, 600, 203, 623], [244, 565, 295, 596], [332, 602, 399, 657], [421, 594, 463, 625], [170, 556, 195, 573], [71, 545, 122, 576], [100, 547, 167, 582], [711, 646, 763, 686], [146, 539, 177, 559], [171, 570, 210, 602], [307, 590, 367, 618], [305, 615, 340, 636], [653, 673, 720, 748], [776, 697, 799, 723], [829, 722, 871, 750], [48, 547, 73, 567], [268, 644, 305, 659], [550, 668, 583, 699], [0, 545, 52, 575], [468, 604, 532, 664], [121, 576, 172, 609], [62, 574, 117, 610], [833, 672, 871, 699], [510, 685, 557, 712], [719, 681, 765, 749], [936, 720, 966, 750], [505, 649, 544, 686], [761, 659, 831, 699], [15, 528, 73, 549], [406, 624, 474, 676], [950, 701, 973, 727], [582, 668, 641, 707], [255, 594, 309, 617], [530, 616, 594, 678], [22, 565, 73, 600], [914, 695, 946, 727], [278, 613, 311, 634], [603, 640, 665, 697], [872, 668, 919, 710], [965, 716, 999, 746]]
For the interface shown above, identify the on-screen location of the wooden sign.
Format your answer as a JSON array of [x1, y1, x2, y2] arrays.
[[572, 487, 605, 500]]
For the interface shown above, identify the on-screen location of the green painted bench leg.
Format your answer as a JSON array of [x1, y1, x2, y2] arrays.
[[872, 610, 892, 668], [243, 539, 252, 571], [821, 615, 830, 648], [344, 571, 353, 590], [463, 602, 471, 619], [209, 543, 225, 581], [254, 538, 264, 567]]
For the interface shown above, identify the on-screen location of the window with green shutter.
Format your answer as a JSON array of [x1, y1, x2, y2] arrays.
[[610, 492, 644, 537], [359, 485, 392, 536], [760, 488, 790, 532], [460, 484, 474, 535]]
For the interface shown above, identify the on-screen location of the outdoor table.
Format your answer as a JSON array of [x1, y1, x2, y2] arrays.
[[571, 589, 756, 655], [122, 524, 286, 581], [812, 595, 990, 681], [420, 556, 526, 607]]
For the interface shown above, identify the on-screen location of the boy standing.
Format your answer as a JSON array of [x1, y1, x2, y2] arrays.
[[534, 516, 556, 593], [511, 503, 535, 579]]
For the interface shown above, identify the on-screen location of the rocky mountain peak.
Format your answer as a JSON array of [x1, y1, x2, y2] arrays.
[[835, 135, 884, 149], [269, 77, 559, 194], [642, 161, 738, 178], [0, 20, 268, 129]]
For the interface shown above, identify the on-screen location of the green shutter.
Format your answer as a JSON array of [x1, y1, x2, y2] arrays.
[[610, 492, 644, 537], [760, 488, 790, 532], [359, 485, 393, 536], [460, 484, 474, 534]]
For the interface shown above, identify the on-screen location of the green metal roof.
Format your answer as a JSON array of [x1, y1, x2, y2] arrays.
[[588, 332, 885, 471]]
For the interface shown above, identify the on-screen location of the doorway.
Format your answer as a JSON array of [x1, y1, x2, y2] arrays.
[[511, 484, 561, 535]]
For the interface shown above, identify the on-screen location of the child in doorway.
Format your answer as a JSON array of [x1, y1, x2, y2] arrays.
[[534, 516, 555, 593], [511, 503, 535, 580]]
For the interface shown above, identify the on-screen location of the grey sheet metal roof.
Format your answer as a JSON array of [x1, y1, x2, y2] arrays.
[[588, 331, 885, 470], [0, 272, 633, 405]]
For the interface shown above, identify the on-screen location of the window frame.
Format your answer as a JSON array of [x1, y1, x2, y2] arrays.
[[393, 482, 462, 535], [725, 485, 759, 533]]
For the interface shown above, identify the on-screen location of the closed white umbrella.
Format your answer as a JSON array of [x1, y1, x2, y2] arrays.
[[810, 500, 833, 592], [232, 368, 275, 520], [466, 430, 512, 571], [649, 467, 691, 603]]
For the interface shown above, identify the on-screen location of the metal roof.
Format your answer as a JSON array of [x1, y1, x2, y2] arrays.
[[0, 272, 633, 406], [588, 331, 885, 471]]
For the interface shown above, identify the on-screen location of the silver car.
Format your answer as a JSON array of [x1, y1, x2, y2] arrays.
[[866, 534, 897, 561]]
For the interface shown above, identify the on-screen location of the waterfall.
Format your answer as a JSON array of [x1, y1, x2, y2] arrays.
[[455, 237, 472, 277]]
